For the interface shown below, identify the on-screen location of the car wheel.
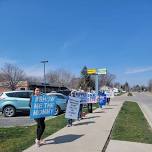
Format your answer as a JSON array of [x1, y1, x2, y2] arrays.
[[54, 106, 61, 116], [3, 106, 16, 117]]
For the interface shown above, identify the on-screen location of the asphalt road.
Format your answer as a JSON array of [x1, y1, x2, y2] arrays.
[[132, 92, 152, 126], [133, 92, 152, 109]]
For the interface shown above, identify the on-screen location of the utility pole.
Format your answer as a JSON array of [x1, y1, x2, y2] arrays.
[[41, 60, 48, 93]]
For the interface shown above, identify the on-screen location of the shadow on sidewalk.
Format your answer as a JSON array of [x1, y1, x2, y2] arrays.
[[83, 116, 100, 120], [44, 134, 84, 145], [94, 111, 105, 113], [104, 107, 113, 110], [74, 121, 95, 126], [109, 104, 118, 106]]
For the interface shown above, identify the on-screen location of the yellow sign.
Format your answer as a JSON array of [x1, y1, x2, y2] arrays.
[[87, 69, 96, 74]]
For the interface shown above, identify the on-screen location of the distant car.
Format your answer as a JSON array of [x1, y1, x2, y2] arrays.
[[122, 90, 126, 93], [0, 90, 33, 117], [57, 90, 71, 96], [114, 92, 120, 96], [47, 93, 68, 115]]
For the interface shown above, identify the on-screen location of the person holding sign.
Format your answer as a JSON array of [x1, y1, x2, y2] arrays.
[[29, 87, 46, 147], [65, 92, 81, 127]]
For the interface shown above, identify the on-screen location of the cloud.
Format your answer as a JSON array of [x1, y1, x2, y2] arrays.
[[125, 66, 152, 74]]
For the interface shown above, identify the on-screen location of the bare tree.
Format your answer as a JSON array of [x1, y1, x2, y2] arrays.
[[69, 77, 81, 89], [113, 82, 121, 89], [99, 73, 116, 87], [1, 63, 25, 90], [121, 82, 130, 92], [26, 76, 42, 84], [46, 69, 75, 87], [148, 79, 152, 92]]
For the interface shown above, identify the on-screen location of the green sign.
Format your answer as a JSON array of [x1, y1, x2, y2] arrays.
[[97, 68, 107, 74]]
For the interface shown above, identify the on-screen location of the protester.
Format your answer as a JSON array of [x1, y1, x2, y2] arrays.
[[77, 91, 85, 120], [105, 90, 111, 105], [66, 91, 76, 127], [78, 101, 83, 120], [29, 87, 46, 147]]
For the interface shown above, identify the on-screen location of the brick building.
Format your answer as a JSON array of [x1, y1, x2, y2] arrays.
[[0, 81, 71, 95]]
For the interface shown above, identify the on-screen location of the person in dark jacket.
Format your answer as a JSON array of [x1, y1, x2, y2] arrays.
[[29, 87, 45, 147]]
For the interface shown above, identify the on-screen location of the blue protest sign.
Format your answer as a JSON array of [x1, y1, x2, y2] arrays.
[[99, 93, 107, 106], [30, 94, 56, 119], [73, 92, 98, 104], [87, 93, 97, 103]]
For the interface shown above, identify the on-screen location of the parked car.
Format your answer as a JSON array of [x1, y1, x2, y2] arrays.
[[0, 90, 33, 117], [57, 90, 71, 96], [47, 93, 68, 115]]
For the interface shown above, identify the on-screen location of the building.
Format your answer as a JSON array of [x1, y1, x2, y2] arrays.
[[0, 81, 71, 95]]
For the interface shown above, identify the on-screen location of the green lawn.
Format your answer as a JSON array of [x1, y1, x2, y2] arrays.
[[0, 103, 99, 152], [0, 114, 67, 152], [112, 101, 152, 144]]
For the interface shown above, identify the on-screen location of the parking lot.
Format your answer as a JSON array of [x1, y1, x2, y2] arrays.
[[0, 112, 56, 127], [0, 112, 35, 127]]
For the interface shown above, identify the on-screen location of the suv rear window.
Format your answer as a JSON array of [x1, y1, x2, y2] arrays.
[[57, 95, 65, 99], [6, 93, 15, 97]]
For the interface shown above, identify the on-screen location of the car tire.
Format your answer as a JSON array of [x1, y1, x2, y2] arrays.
[[3, 106, 16, 117], [54, 105, 61, 116]]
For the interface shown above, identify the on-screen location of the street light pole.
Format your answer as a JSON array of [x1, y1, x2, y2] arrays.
[[41, 60, 48, 93]]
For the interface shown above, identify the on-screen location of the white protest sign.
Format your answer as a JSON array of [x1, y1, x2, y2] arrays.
[[65, 96, 80, 120]]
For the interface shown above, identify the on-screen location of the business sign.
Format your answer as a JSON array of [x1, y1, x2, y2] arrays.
[[87, 69, 96, 75], [30, 94, 56, 119], [97, 68, 107, 75], [65, 96, 80, 120]]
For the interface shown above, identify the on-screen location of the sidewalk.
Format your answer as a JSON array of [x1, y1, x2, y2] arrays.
[[106, 93, 152, 152], [106, 140, 152, 152], [24, 97, 123, 152]]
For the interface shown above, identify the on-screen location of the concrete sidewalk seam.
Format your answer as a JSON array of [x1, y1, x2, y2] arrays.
[[102, 102, 123, 152], [138, 103, 152, 129]]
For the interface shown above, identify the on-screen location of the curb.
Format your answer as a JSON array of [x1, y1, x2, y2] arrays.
[[138, 103, 152, 129], [102, 102, 124, 152]]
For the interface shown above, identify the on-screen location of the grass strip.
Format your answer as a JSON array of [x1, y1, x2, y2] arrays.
[[112, 101, 152, 144]]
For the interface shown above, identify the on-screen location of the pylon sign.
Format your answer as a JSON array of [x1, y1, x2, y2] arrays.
[[97, 68, 107, 75], [87, 69, 96, 74]]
